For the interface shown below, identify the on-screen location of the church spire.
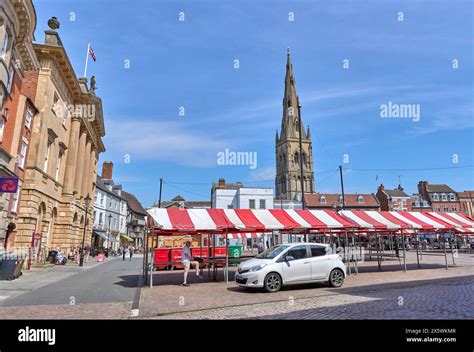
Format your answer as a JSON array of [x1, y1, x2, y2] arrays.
[[275, 49, 315, 201], [282, 48, 305, 139]]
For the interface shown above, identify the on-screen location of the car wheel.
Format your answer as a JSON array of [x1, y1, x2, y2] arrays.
[[329, 268, 344, 287], [264, 273, 282, 293]]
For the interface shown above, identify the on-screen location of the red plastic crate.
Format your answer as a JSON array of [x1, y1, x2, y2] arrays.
[[170, 248, 184, 269], [213, 246, 227, 257], [153, 248, 170, 270]]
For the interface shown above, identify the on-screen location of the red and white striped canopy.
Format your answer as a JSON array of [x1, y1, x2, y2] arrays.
[[339, 210, 454, 231], [426, 212, 474, 233], [147, 208, 472, 234], [147, 208, 354, 233]]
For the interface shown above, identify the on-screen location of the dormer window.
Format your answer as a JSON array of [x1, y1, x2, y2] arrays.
[[423, 200, 429, 207], [414, 201, 420, 207], [441, 193, 447, 201], [357, 195, 364, 203], [449, 193, 455, 201], [319, 195, 326, 204], [432, 193, 439, 201]]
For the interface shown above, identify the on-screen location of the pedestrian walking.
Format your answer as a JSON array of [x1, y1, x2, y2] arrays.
[[129, 245, 134, 260], [123, 246, 127, 261]]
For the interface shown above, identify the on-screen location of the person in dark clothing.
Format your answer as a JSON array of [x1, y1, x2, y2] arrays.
[[122, 246, 127, 261], [129, 246, 134, 261]]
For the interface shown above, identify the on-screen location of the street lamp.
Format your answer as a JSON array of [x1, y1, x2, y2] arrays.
[[79, 193, 92, 267], [108, 213, 112, 253]]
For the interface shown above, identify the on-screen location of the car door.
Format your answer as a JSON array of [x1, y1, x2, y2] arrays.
[[281, 245, 311, 283], [309, 245, 333, 280]]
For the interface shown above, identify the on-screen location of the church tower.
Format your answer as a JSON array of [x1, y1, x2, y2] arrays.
[[275, 50, 315, 201]]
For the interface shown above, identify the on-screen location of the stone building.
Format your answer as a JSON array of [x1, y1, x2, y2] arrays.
[[275, 50, 314, 201], [0, 0, 38, 248], [13, 17, 105, 254]]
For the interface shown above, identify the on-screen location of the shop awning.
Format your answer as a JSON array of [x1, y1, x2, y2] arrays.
[[120, 233, 134, 241], [93, 230, 119, 242]]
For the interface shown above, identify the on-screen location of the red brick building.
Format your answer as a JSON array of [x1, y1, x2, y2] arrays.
[[304, 193, 380, 210], [376, 184, 412, 211], [417, 181, 461, 212]]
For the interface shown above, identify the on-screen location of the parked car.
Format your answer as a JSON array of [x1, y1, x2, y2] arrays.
[[235, 242, 346, 293]]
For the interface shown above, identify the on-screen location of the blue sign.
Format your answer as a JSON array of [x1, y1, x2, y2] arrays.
[[0, 177, 19, 193]]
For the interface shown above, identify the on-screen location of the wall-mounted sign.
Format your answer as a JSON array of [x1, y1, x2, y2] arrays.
[[0, 177, 18, 193]]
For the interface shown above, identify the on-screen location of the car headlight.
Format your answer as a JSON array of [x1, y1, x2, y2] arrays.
[[249, 264, 267, 272]]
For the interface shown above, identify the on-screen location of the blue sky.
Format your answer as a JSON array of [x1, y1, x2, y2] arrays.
[[34, 0, 473, 207]]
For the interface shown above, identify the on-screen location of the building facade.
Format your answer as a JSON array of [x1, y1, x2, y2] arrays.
[[417, 181, 461, 213], [121, 190, 147, 246], [93, 176, 120, 249], [304, 193, 380, 211], [13, 17, 105, 254], [410, 194, 432, 212], [376, 184, 412, 211], [0, 0, 38, 248], [211, 178, 273, 210], [456, 191, 473, 217], [275, 50, 314, 201]]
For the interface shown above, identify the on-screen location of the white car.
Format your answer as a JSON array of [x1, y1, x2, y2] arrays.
[[235, 242, 346, 292]]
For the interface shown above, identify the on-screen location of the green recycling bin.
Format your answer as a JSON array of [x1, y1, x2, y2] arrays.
[[228, 245, 243, 265]]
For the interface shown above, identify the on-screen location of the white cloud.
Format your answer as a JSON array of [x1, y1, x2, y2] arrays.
[[104, 119, 235, 167]]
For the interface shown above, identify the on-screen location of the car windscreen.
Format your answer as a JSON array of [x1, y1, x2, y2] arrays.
[[256, 245, 290, 259]]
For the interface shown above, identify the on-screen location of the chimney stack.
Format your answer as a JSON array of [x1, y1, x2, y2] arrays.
[[218, 178, 225, 188], [102, 161, 113, 180]]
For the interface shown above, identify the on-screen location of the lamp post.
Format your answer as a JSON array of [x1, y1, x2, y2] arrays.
[[107, 214, 112, 253], [79, 194, 92, 267]]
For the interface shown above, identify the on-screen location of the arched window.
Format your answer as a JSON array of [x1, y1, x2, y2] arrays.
[[320, 195, 326, 204], [357, 195, 364, 203]]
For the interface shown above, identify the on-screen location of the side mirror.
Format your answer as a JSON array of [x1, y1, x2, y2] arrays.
[[285, 255, 295, 262]]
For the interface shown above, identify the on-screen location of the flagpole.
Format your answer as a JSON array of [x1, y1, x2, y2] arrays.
[[83, 42, 90, 78]]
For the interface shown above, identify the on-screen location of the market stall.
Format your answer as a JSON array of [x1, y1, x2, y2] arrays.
[[145, 208, 356, 286], [144, 208, 474, 285]]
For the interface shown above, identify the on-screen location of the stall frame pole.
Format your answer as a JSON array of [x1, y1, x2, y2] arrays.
[[401, 230, 407, 272], [443, 232, 449, 270], [450, 231, 456, 266]]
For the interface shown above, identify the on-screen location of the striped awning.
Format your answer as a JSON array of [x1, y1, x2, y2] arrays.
[[425, 212, 474, 233], [147, 208, 354, 233], [340, 210, 454, 231], [147, 208, 472, 234]]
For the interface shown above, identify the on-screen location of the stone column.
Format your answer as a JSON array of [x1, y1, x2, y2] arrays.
[[82, 138, 92, 198], [89, 148, 97, 195], [74, 130, 87, 197], [63, 118, 81, 195]]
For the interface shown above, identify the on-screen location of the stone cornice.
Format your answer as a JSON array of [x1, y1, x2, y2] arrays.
[[33, 43, 85, 102]]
